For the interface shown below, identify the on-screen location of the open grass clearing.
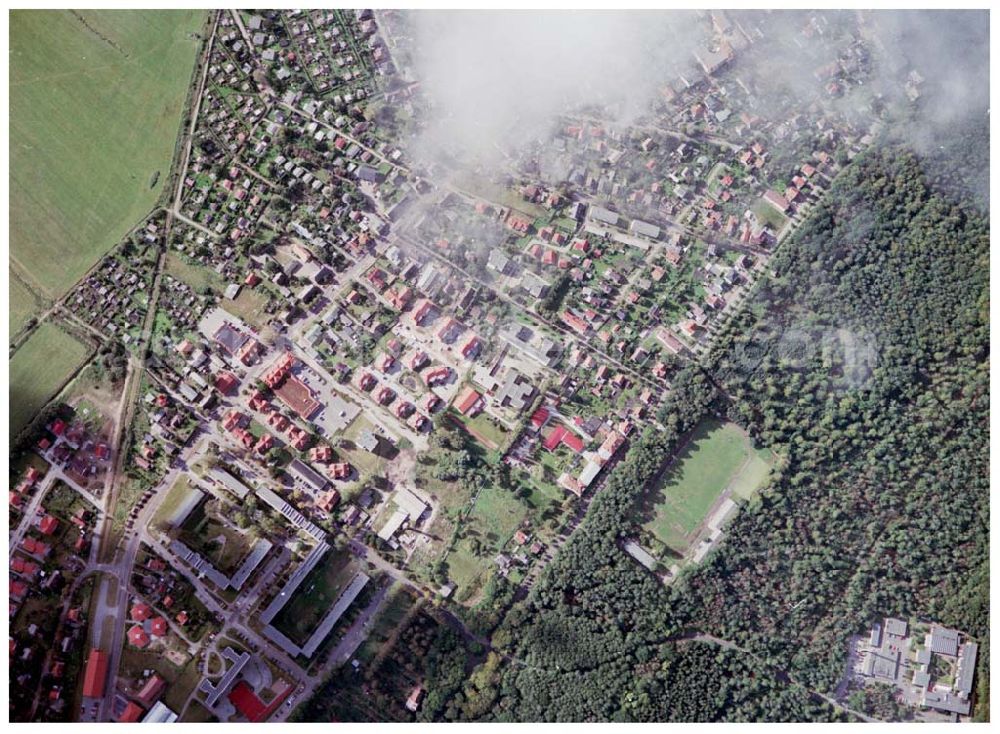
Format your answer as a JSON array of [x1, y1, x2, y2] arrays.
[[224, 287, 271, 330], [9, 321, 91, 437], [11, 10, 205, 298], [164, 252, 225, 293], [751, 199, 790, 231]]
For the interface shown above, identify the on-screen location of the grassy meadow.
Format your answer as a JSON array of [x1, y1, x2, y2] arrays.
[[10, 10, 205, 300]]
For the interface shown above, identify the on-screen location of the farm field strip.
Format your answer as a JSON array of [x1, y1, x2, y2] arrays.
[[9, 321, 92, 437]]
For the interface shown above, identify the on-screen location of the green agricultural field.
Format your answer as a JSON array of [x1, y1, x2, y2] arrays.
[[9, 322, 91, 437], [10, 10, 205, 299], [10, 270, 43, 336], [637, 419, 773, 553]]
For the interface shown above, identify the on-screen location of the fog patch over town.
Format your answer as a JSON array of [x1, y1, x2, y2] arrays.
[[404, 10, 704, 172]]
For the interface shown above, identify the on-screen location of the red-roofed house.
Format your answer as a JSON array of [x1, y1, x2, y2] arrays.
[[423, 366, 450, 387], [329, 462, 351, 480], [561, 431, 585, 453], [135, 674, 166, 708], [411, 298, 434, 326], [460, 335, 480, 360], [150, 617, 168, 638], [407, 351, 429, 371], [561, 311, 589, 334], [130, 602, 152, 622], [127, 626, 150, 648], [255, 433, 275, 454], [317, 488, 341, 512], [542, 425, 568, 451], [117, 702, 144, 723], [529, 406, 550, 431], [215, 371, 239, 395], [454, 387, 483, 416], [39, 515, 59, 536], [310, 445, 333, 463], [762, 190, 790, 213]]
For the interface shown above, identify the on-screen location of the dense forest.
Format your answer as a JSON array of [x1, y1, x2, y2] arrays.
[[456, 129, 988, 720]]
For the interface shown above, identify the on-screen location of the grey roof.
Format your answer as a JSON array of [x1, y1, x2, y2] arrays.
[[955, 642, 978, 694], [487, 249, 512, 274], [142, 701, 179, 723], [212, 322, 250, 355], [928, 625, 960, 657], [629, 219, 661, 239], [356, 165, 381, 183], [197, 646, 250, 707], [624, 540, 658, 571], [520, 270, 550, 298], [884, 617, 908, 638], [228, 538, 273, 591], [921, 688, 971, 715], [255, 485, 325, 541], [496, 370, 535, 412], [287, 459, 329, 494], [209, 468, 252, 500], [912, 670, 931, 688], [358, 429, 379, 452], [870, 650, 900, 682], [589, 206, 620, 226], [869, 623, 882, 648], [259, 542, 329, 625], [395, 488, 428, 521]]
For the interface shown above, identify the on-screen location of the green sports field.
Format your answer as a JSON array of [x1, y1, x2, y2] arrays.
[[637, 419, 773, 553], [10, 10, 205, 303], [9, 322, 91, 438]]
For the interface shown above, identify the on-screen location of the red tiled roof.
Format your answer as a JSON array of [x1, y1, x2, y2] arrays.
[[117, 702, 144, 723], [39, 515, 59, 536], [543, 425, 567, 451], [82, 649, 108, 698], [127, 626, 150, 648], [454, 387, 482, 416], [150, 617, 168, 637], [229, 680, 267, 722]]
